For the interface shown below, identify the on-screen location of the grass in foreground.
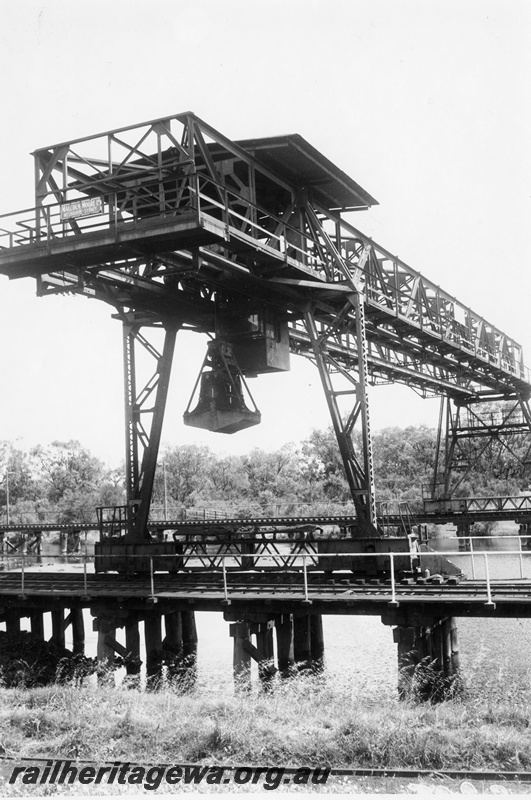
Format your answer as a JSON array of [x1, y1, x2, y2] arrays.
[[0, 674, 530, 773]]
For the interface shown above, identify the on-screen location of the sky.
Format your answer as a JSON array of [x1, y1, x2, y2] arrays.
[[0, 0, 529, 468]]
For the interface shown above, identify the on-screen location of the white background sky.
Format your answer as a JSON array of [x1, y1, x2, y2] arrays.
[[0, 0, 529, 468]]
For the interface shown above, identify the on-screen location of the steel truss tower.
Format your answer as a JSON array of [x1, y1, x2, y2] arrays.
[[431, 394, 531, 501], [0, 112, 529, 539]]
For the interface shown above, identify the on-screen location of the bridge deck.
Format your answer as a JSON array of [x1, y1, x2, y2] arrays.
[[1, 571, 530, 619]]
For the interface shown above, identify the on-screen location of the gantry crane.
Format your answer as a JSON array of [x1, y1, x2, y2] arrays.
[[0, 112, 529, 543]]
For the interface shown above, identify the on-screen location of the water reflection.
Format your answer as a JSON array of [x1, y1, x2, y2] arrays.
[[430, 525, 531, 580]]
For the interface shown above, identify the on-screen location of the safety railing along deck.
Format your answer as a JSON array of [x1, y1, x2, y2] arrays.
[[2, 539, 531, 611]]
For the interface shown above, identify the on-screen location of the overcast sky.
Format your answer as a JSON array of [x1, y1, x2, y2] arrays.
[[0, 0, 529, 467]]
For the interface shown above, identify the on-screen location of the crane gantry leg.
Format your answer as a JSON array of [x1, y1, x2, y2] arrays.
[[303, 300, 378, 536], [122, 317, 179, 541]]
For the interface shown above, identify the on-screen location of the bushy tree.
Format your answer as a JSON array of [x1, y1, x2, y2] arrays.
[[154, 444, 213, 507], [0, 442, 39, 507], [300, 428, 350, 502], [1, 411, 529, 525], [0, 441, 124, 524], [204, 455, 249, 500], [373, 425, 437, 507], [241, 446, 300, 506], [30, 441, 105, 505]]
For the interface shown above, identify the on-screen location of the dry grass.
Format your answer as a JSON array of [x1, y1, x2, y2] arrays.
[[0, 673, 530, 773]]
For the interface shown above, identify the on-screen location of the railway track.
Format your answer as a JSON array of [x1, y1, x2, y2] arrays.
[[1, 571, 531, 616], [0, 505, 530, 534]]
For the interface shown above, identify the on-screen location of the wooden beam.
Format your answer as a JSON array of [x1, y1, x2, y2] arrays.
[[125, 614, 142, 680], [293, 615, 312, 670], [230, 621, 251, 691], [5, 613, 20, 635], [96, 617, 115, 686], [71, 608, 85, 655], [144, 614, 163, 689], [310, 614, 325, 667], [30, 612, 44, 640], [253, 620, 276, 687], [50, 609, 65, 648], [275, 614, 295, 678]]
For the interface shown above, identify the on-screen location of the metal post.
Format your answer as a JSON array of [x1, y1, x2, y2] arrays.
[[484, 552, 494, 606], [83, 550, 88, 596], [21, 549, 24, 595], [303, 555, 309, 602], [519, 535, 524, 579], [389, 552, 398, 606], [470, 537, 476, 579], [150, 557, 155, 600], [163, 462, 168, 520], [222, 560, 228, 601]]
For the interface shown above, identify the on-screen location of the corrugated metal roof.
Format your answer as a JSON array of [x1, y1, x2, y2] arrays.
[[236, 134, 378, 210]]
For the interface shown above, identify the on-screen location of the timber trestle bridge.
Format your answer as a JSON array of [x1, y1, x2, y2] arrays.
[[1, 521, 531, 693], [0, 112, 531, 695]]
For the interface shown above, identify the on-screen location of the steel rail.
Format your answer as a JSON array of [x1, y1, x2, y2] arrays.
[[0, 514, 359, 533], [1, 574, 531, 603], [1, 753, 529, 784], [4, 504, 531, 534]]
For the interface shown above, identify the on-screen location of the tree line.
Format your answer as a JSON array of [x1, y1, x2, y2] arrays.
[[0, 423, 528, 524]]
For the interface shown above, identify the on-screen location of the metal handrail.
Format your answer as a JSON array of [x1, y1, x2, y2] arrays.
[[1, 184, 528, 384], [3, 546, 530, 609]]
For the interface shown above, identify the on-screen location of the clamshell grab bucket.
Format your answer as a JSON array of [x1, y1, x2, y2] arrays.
[[183, 340, 261, 434]]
